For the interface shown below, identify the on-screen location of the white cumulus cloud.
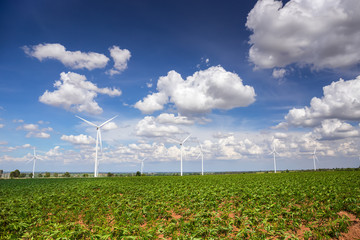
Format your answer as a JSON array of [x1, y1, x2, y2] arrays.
[[102, 122, 118, 131], [313, 119, 359, 140], [135, 66, 256, 115], [27, 132, 51, 139], [107, 46, 131, 76], [246, 0, 360, 69], [281, 75, 360, 127], [61, 134, 96, 145], [272, 68, 287, 79], [156, 113, 194, 125], [39, 72, 121, 115], [136, 116, 183, 138], [23, 43, 109, 70]]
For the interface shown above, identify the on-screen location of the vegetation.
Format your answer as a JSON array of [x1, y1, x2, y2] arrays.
[[0, 171, 359, 239], [63, 172, 71, 178], [9, 169, 20, 178]]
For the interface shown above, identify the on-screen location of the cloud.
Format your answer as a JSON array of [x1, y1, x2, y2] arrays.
[[39, 72, 121, 114], [0, 124, 4, 128], [272, 68, 286, 79], [23, 43, 109, 70], [280, 75, 360, 127], [21, 123, 38, 131], [134, 92, 168, 114], [61, 134, 96, 145], [156, 113, 194, 125], [46, 146, 61, 157], [106, 46, 131, 76], [246, 0, 360, 69], [13, 119, 24, 123], [26, 132, 51, 138], [135, 66, 256, 115], [16, 122, 52, 138], [313, 119, 359, 140], [136, 116, 183, 138], [102, 122, 118, 131]]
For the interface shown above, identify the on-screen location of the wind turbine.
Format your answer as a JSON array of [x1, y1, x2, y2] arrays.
[[140, 158, 146, 175], [196, 141, 204, 175], [269, 140, 279, 173], [312, 148, 319, 171], [76, 115, 118, 177], [169, 134, 191, 176], [30, 147, 42, 178]]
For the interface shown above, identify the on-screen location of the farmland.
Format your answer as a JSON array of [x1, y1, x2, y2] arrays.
[[1, 171, 359, 239]]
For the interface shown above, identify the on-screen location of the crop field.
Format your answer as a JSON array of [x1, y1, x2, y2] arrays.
[[1, 171, 360, 239]]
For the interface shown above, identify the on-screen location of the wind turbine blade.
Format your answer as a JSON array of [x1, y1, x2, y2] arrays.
[[99, 115, 118, 128], [76, 115, 98, 127], [196, 152, 201, 160], [182, 134, 192, 144]]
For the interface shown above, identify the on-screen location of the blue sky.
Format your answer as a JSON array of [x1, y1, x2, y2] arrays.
[[1, 0, 360, 174]]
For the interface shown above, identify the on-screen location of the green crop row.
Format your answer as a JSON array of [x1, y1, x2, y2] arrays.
[[0, 171, 359, 239]]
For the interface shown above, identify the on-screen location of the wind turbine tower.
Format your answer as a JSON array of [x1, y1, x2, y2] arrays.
[[196, 141, 204, 175], [30, 147, 42, 178], [170, 134, 191, 176], [140, 158, 146, 175], [312, 148, 319, 171], [76, 115, 118, 177], [269, 141, 279, 173]]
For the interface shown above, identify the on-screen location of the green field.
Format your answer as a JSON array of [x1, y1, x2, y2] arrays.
[[1, 171, 359, 239]]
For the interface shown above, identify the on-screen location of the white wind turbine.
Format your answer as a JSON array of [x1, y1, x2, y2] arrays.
[[196, 141, 204, 175], [30, 147, 42, 178], [76, 115, 118, 177], [169, 134, 191, 176], [269, 140, 279, 173], [312, 147, 319, 171], [140, 158, 146, 175]]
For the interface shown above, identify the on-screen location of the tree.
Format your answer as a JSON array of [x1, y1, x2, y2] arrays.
[[28, 173, 33, 178], [63, 172, 71, 177], [83, 173, 88, 177], [10, 169, 20, 178], [107, 172, 114, 177], [136, 171, 141, 176], [45, 172, 51, 178], [38, 173, 43, 177], [54, 173, 58, 177], [19, 173, 26, 178]]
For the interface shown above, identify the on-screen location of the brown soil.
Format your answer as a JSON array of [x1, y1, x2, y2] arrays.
[[171, 211, 182, 220], [337, 211, 360, 240]]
